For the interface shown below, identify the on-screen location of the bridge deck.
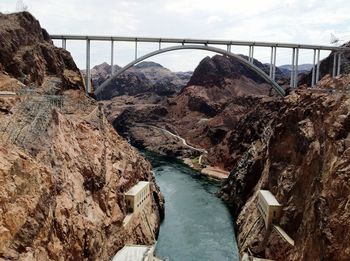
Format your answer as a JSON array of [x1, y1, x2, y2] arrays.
[[50, 34, 340, 51]]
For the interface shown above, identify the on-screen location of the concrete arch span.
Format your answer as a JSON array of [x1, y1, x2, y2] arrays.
[[95, 45, 286, 97]]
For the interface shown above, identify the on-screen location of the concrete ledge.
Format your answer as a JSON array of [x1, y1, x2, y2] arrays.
[[201, 166, 230, 180]]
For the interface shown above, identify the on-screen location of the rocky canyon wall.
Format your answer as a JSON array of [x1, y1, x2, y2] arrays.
[[220, 75, 350, 260], [0, 12, 163, 261]]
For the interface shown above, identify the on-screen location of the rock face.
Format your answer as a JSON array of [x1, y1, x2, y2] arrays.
[[0, 12, 163, 261], [93, 61, 192, 100], [219, 75, 350, 260], [0, 12, 84, 90], [187, 55, 286, 87]]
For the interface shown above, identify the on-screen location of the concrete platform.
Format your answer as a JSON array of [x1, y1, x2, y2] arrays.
[[201, 166, 230, 180], [273, 224, 295, 246]]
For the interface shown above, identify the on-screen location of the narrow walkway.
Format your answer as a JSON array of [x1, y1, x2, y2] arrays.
[[137, 123, 208, 154], [157, 127, 208, 154], [273, 225, 295, 246]]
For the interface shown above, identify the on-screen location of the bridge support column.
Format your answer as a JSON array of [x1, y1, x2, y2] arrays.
[[295, 48, 299, 87], [272, 47, 277, 81], [290, 48, 299, 88], [269, 47, 273, 78], [135, 40, 138, 60], [111, 40, 115, 75], [227, 44, 231, 53], [85, 39, 91, 94], [316, 49, 321, 84], [248, 46, 252, 62], [332, 53, 337, 77], [159, 41, 161, 50], [311, 49, 316, 87], [337, 52, 341, 76], [62, 39, 66, 50], [248, 46, 255, 63], [291, 48, 295, 87]]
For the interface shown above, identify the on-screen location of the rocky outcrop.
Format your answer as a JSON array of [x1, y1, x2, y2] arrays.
[[93, 61, 192, 100], [0, 12, 84, 90], [0, 12, 163, 261], [187, 55, 286, 87], [219, 75, 350, 260]]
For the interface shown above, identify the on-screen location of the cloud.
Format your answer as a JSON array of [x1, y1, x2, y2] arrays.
[[207, 16, 222, 25]]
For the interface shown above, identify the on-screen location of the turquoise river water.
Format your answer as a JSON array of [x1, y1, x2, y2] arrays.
[[143, 151, 239, 261]]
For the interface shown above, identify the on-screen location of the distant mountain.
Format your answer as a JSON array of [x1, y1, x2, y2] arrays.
[[278, 64, 313, 77], [91, 61, 192, 100], [279, 64, 313, 71]]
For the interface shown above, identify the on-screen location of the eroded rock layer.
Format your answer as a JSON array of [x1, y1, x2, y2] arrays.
[[220, 75, 350, 261], [0, 12, 163, 261]]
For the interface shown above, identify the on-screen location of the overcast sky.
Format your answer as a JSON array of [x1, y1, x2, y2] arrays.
[[1, 0, 350, 71]]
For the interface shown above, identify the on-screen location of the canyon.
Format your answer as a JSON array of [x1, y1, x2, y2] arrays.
[[95, 38, 350, 260], [1, 9, 350, 261]]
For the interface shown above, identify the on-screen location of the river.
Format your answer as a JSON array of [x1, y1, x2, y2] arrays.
[[143, 151, 239, 261]]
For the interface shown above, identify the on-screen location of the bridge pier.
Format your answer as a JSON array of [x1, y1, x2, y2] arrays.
[[62, 39, 66, 50], [331, 52, 342, 77], [111, 40, 115, 75], [311, 49, 316, 87], [248, 46, 251, 62], [248, 46, 255, 63], [135, 40, 138, 60], [272, 47, 277, 81], [316, 49, 321, 84], [337, 52, 341, 76], [227, 44, 231, 53], [332, 53, 337, 77], [295, 48, 299, 87], [290, 48, 299, 88], [269, 47, 273, 78], [291, 48, 295, 87], [86, 39, 91, 94]]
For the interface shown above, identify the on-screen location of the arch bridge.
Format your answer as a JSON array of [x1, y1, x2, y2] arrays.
[[50, 35, 345, 97]]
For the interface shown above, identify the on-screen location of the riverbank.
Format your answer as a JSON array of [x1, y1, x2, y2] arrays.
[[183, 157, 230, 180], [137, 125, 230, 180]]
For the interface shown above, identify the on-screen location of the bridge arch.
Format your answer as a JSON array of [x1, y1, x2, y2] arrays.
[[96, 45, 286, 97]]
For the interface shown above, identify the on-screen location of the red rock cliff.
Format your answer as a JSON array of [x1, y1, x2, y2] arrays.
[[0, 12, 163, 261], [220, 75, 350, 260]]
